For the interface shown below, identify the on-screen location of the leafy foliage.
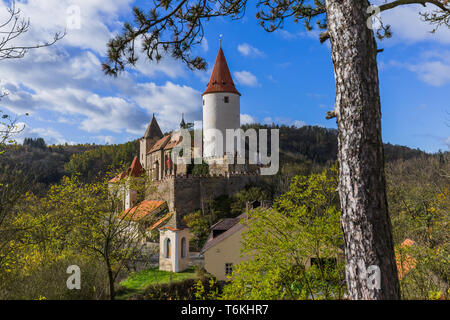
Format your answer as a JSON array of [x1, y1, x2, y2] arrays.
[[191, 161, 209, 176], [0, 173, 154, 300], [183, 210, 211, 249], [65, 140, 139, 182], [0, 141, 95, 195], [184, 185, 273, 250], [386, 154, 450, 299], [222, 167, 345, 300]]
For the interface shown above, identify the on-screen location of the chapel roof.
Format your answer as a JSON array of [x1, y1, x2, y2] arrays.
[[120, 200, 168, 222]]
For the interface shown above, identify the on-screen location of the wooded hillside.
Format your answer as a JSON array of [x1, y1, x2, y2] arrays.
[[0, 125, 433, 194]]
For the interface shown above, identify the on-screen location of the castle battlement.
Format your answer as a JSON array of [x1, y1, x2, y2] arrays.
[[154, 171, 260, 182]]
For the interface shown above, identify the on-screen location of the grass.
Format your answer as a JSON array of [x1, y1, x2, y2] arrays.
[[117, 267, 197, 299]]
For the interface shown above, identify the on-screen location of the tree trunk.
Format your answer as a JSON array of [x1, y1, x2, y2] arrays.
[[105, 258, 115, 300], [325, 0, 401, 299]]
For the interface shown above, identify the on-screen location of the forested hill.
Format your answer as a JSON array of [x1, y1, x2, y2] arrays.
[[0, 125, 431, 194], [0, 138, 139, 195], [64, 140, 139, 181], [242, 124, 428, 164]]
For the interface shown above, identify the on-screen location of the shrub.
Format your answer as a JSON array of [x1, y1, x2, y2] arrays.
[[138, 276, 223, 300]]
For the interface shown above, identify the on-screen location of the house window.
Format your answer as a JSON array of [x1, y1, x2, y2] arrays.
[[225, 263, 233, 276], [165, 238, 171, 258], [181, 237, 187, 258], [224, 96, 229, 103]]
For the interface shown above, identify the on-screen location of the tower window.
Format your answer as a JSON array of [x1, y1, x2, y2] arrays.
[[224, 96, 229, 103], [203, 99, 205, 106]]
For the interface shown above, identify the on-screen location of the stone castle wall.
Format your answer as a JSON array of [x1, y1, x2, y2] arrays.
[[146, 173, 261, 220]]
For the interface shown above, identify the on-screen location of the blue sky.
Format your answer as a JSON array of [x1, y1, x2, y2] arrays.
[[0, 0, 449, 152]]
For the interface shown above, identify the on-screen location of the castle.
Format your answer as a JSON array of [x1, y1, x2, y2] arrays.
[[111, 47, 261, 273]]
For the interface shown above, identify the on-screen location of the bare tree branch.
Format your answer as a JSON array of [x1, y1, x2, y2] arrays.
[[379, 0, 449, 12], [0, 1, 65, 61]]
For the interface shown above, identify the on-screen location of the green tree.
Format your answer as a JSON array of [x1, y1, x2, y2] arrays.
[[0, 167, 30, 277], [40, 174, 154, 299], [230, 186, 272, 215], [183, 210, 211, 250], [222, 168, 345, 299], [64, 140, 139, 182], [386, 154, 449, 299]]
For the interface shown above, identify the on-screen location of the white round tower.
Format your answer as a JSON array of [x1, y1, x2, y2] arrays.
[[202, 47, 241, 159]]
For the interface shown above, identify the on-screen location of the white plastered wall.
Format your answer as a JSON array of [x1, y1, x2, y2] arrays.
[[203, 92, 240, 158]]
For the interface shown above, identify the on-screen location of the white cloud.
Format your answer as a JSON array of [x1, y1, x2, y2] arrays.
[[129, 81, 202, 132], [240, 113, 257, 125], [377, 3, 450, 44], [389, 51, 450, 86], [277, 30, 297, 40], [263, 117, 306, 127], [233, 71, 260, 87], [95, 135, 115, 144], [201, 38, 209, 52], [276, 29, 321, 41], [408, 61, 450, 86], [0, 1, 201, 141], [14, 122, 68, 145], [0, 0, 134, 55], [237, 43, 265, 57]]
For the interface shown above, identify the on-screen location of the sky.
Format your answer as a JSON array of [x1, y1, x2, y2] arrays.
[[0, 0, 449, 153]]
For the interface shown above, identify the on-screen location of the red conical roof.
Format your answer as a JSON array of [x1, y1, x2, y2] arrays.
[[203, 48, 240, 96]]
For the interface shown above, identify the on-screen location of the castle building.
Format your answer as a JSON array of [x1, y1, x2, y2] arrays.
[[115, 46, 261, 273]]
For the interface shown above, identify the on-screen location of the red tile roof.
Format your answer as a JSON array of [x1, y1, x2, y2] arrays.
[[147, 211, 173, 231], [203, 48, 240, 96], [159, 226, 181, 232], [396, 238, 417, 280], [108, 171, 128, 183], [120, 200, 167, 221], [164, 135, 183, 150], [108, 156, 144, 183], [148, 135, 171, 154], [128, 156, 144, 177]]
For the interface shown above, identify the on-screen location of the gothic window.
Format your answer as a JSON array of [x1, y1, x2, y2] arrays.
[[181, 237, 187, 258], [224, 96, 229, 103]]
